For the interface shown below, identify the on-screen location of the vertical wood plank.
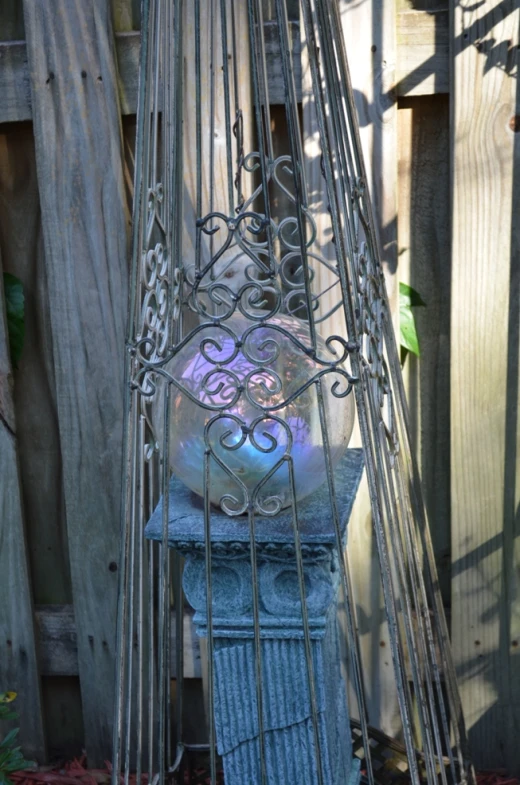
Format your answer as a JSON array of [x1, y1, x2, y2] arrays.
[[341, 477, 402, 737], [450, 0, 520, 772], [301, 0, 400, 736], [0, 1, 25, 41], [41, 677, 85, 761], [313, 0, 400, 735], [22, 1, 129, 765], [0, 124, 72, 608], [182, 0, 252, 275], [181, 0, 253, 712], [341, 0, 398, 313], [0, 122, 85, 760], [111, 0, 141, 33], [398, 96, 452, 604], [350, 0, 400, 731], [0, 250, 46, 761]]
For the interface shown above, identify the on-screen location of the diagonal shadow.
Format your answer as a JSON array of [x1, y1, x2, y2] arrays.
[[390, 0, 517, 98]]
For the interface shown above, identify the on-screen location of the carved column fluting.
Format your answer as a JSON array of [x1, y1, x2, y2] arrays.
[[145, 450, 364, 785]]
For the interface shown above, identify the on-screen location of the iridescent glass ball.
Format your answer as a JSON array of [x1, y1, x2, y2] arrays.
[[158, 313, 355, 514]]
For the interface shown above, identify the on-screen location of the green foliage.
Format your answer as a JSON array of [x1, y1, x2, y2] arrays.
[[0, 693, 35, 785], [399, 282, 426, 360], [0, 695, 17, 723], [2, 273, 25, 368]]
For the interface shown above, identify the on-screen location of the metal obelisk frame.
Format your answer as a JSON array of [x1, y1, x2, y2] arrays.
[[112, 1, 474, 784]]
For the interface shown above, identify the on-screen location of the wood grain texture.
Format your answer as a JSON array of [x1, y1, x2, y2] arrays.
[[0, 120, 85, 763], [180, 0, 255, 711], [0, 27, 300, 125], [181, 0, 253, 288], [114, 33, 141, 116], [340, 0, 400, 736], [35, 606, 201, 679], [113, 24, 299, 119], [300, 0, 401, 736], [342, 478, 402, 737], [263, 21, 301, 104], [0, 249, 46, 761], [398, 96, 452, 604], [0, 35, 142, 123], [111, 0, 141, 32], [396, 8, 449, 96], [450, 0, 520, 771], [341, 0, 399, 314], [0, 13, 458, 125], [35, 607, 78, 678], [22, 0, 129, 765], [0, 124, 72, 607], [0, 42, 31, 122]]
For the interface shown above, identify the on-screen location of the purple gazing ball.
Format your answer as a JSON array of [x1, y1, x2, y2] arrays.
[[156, 313, 355, 515]]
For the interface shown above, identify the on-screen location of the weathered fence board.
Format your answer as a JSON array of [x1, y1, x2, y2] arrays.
[[22, 0, 129, 765], [113, 33, 141, 117], [450, 0, 520, 772], [0, 11, 451, 125], [398, 95, 452, 604], [35, 607, 78, 679], [0, 42, 31, 123], [0, 124, 72, 607], [299, 0, 401, 737], [341, 0, 401, 737], [112, 0, 141, 32], [0, 24, 301, 127], [41, 678, 85, 762], [0, 250, 46, 761], [0, 121, 84, 760], [0, 1, 25, 41], [341, 0, 398, 312], [35, 607, 201, 679], [396, 5, 449, 97]]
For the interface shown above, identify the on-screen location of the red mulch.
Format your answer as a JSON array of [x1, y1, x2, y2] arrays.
[[10, 756, 225, 785], [477, 775, 520, 785], [9, 757, 520, 785]]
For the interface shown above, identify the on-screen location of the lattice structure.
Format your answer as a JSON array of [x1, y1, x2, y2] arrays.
[[112, 1, 474, 784]]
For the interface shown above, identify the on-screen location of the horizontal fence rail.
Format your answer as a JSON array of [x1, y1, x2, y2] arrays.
[[0, 10, 450, 124]]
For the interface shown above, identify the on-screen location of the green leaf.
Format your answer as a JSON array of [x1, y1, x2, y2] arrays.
[[2, 273, 25, 368], [4, 757, 24, 771], [400, 303, 421, 357], [0, 729, 19, 750], [0, 770, 13, 785], [399, 282, 425, 359], [399, 281, 426, 308], [0, 751, 10, 767], [13, 759, 35, 772], [5, 756, 33, 772], [0, 708, 17, 722]]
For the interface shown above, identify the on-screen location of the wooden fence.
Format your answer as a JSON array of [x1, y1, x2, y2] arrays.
[[0, 0, 518, 774]]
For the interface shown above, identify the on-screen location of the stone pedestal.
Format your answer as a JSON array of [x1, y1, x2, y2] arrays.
[[145, 449, 364, 785]]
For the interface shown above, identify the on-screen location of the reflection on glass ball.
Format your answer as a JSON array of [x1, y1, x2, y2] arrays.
[[157, 313, 355, 515]]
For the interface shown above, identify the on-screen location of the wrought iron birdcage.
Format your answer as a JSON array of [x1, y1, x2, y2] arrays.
[[112, 1, 474, 784]]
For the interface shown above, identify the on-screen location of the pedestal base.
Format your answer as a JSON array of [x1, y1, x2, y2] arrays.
[[145, 449, 364, 785], [211, 628, 360, 785]]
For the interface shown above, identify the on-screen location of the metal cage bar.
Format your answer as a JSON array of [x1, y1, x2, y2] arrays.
[[112, 1, 475, 784]]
